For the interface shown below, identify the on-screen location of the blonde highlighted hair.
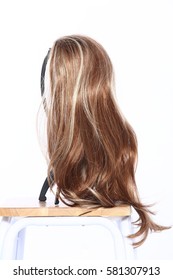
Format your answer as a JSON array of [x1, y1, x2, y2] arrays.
[[41, 35, 168, 246]]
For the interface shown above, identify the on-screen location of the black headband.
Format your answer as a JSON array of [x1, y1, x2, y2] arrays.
[[40, 48, 51, 96], [39, 48, 59, 204]]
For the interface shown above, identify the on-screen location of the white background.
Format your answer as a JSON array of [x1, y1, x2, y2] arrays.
[[0, 0, 173, 259]]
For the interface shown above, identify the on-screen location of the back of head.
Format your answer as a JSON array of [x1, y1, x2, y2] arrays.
[[48, 35, 116, 155]]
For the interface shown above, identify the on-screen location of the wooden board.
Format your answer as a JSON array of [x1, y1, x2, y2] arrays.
[[0, 197, 131, 217]]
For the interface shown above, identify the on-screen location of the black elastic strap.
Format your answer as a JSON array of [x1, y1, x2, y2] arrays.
[[40, 48, 51, 96], [39, 48, 59, 205]]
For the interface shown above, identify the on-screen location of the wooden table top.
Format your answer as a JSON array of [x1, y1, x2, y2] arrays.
[[0, 197, 131, 217]]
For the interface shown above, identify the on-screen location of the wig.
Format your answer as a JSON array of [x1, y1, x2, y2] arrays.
[[41, 35, 168, 247]]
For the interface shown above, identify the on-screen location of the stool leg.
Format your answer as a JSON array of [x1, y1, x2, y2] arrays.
[[0, 217, 12, 259], [119, 216, 136, 259], [0, 218, 26, 259], [16, 228, 26, 260]]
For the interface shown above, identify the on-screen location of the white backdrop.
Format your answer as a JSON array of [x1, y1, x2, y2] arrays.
[[0, 0, 173, 259]]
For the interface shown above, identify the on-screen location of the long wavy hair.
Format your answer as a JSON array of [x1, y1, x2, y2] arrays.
[[42, 35, 168, 246]]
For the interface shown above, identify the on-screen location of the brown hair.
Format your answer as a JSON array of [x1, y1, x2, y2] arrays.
[[42, 35, 168, 246]]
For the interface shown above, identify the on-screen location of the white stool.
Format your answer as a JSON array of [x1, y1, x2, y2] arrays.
[[0, 198, 135, 260]]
